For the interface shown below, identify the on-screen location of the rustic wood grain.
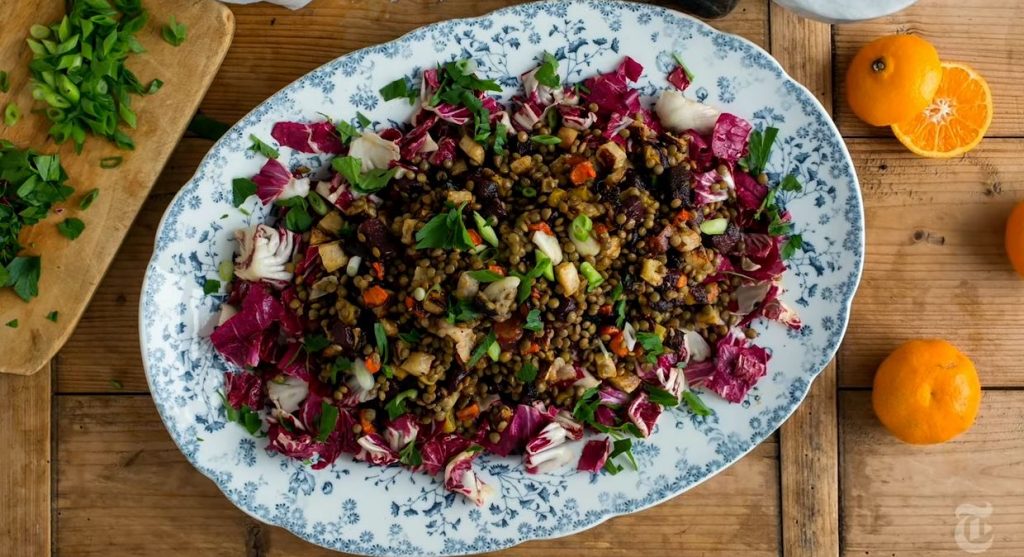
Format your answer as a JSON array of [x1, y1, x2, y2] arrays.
[[839, 139, 1024, 388], [197, 0, 768, 127], [834, 0, 1024, 138], [840, 390, 1024, 556], [0, 366, 51, 557], [0, 0, 234, 375], [56, 395, 781, 556], [768, 7, 840, 557]]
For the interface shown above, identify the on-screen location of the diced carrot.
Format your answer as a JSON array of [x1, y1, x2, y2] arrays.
[[487, 264, 506, 276], [371, 261, 384, 280], [526, 342, 540, 354], [676, 274, 688, 288], [609, 333, 629, 357], [570, 161, 597, 185], [530, 287, 541, 300], [673, 209, 693, 225], [365, 354, 382, 374], [593, 223, 609, 236], [598, 304, 612, 316], [456, 403, 480, 422], [468, 229, 483, 246], [359, 409, 377, 436], [527, 222, 554, 235], [404, 296, 415, 310], [600, 325, 621, 337], [362, 285, 390, 308]]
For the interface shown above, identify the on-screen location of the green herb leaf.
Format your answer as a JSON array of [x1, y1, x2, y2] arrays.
[[283, 203, 312, 232], [492, 123, 508, 154], [57, 217, 85, 240], [379, 77, 418, 104], [316, 402, 340, 442], [249, 134, 279, 159], [572, 386, 601, 424], [415, 204, 475, 251], [335, 119, 359, 143], [466, 330, 497, 368], [781, 234, 804, 260], [446, 297, 481, 323], [534, 51, 560, 88], [467, 269, 503, 283], [110, 378, 123, 390], [304, 333, 330, 353], [79, 188, 100, 210], [516, 363, 538, 383], [615, 298, 627, 329], [683, 391, 714, 417], [161, 16, 187, 46], [46, 310, 59, 322], [635, 332, 664, 364], [398, 330, 423, 344], [331, 155, 398, 195], [385, 389, 418, 420], [202, 278, 220, 295], [530, 134, 562, 145], [374, 321, 389, 364], [231, 178, 257, 207], [4, 103, 20, 126], [356, 112, 372, 128], [398, 439, 423, 467], [99, 156, 123, 169], [645, 385, 680, 407], [739, 126, 779, 175], [144, 79, 163, 95], [0, 71, 9, 93], [780, 174, 802, 192], [603, 438, 637, 474], [5, 319, 17, 329], [523, 308, 543, 332]]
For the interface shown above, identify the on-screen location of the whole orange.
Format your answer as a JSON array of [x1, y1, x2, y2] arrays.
[[872, 339, 981, 444], [846, 35, 943, 126], [1006, 201, 1024, 277]]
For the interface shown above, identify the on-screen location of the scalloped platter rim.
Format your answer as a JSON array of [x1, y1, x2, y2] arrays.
[[140, 1, 864, 555]]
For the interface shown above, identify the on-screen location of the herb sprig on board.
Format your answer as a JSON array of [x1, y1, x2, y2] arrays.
[[0, 142, 77, 301]]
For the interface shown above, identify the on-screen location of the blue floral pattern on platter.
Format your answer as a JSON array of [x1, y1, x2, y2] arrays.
[[140, 1, 864, 555]]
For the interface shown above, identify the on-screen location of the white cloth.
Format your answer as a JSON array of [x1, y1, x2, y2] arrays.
[[219, 0, 312, 9]]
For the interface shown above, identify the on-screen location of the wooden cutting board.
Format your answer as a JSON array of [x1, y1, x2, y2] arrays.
[[0, 0, 233, 375]]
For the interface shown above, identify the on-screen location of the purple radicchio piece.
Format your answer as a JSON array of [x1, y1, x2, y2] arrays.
[[211, 282, 284, 368], [577, 437, 612, 473], [627, 391, 663, 438], [444, 449, 493, 506], [355, 433, 400, 466], [252, 158, 310, 205], [233, 224, 298, 286], [271, 121, 344, 154]]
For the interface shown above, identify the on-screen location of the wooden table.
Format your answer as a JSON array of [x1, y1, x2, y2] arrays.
[[3, 1, 1023, 555]]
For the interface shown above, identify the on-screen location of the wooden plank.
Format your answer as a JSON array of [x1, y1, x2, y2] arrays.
[[0, 366, 51, 557], [56, 139, 211, 393], [0, 0, 233, 375], [840, 390, 1024, 556], [834, 0, 1024, 138], [198, 0, 769, 126], [56, 0, 769, 393], [56, 395, 780, 556], [839, 139, 1024, 388], [769, 7, 840, 557]]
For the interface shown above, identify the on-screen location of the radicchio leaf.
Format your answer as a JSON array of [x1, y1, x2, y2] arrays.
[[577, 437, 612, 473], [224, 370, 263, 410], [271, 121, 344, 154], [626, 391, 662, 438], [420, 432, 472, 475], [355, 433, 400, 466], [211, 283, 284, 368], [704, 335, 770, 403], [252, 158, 310, 205], [481, 403, 557, 456], [710, 113, 753, 163], [444, 449, 493, 506]]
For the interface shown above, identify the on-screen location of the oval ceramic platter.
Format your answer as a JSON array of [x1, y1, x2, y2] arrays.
[[141, 1, 864, 555]]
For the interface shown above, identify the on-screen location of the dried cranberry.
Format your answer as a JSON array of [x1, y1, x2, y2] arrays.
[[474, 180, 507, 218], [660, 164, 694, 207], [710, 220, 741, 254]]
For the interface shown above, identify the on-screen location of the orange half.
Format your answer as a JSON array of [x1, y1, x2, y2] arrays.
[[891, 62, 993, 158]]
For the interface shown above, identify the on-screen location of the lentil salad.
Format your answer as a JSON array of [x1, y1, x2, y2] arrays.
[[211, 53, 804, 505]]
